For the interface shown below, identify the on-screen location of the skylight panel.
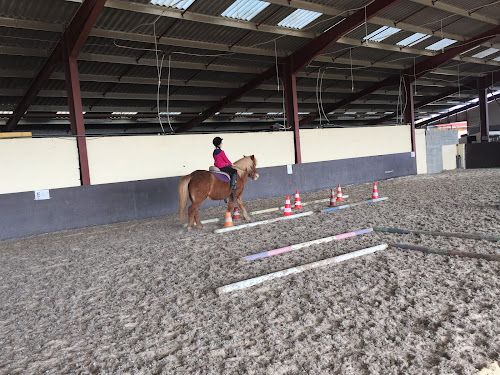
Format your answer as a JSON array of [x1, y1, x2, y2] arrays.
[[267, 112, 283, 115], [396, 32, 431, 48], [111, 112, 138, 115], [222, 0, 270, 21], [235, 112, 254, 115], [160, 112, 181, 115], [298, 112, 310, 115], [472, 47, 499, 59], [425, 38, 457, 51], [363, 26, 401, 43], [0, 111, 14, 115], [278, 9, 322, 30], [150, 0, 196, 10]]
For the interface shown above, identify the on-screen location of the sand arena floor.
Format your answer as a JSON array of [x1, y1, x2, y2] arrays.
[[1, 168, 499, 374]]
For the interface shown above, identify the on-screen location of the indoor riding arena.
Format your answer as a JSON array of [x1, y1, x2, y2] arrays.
[[1, 0, 500, 374]]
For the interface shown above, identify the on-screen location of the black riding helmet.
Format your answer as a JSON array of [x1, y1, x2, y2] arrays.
[[213, 136, 223, 147]]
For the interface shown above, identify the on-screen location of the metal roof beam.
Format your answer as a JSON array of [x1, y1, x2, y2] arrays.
[[5, 0, 107, 131], [409, 0, 498, 25], [300, 23, 500, 126], [0, 46, 459, 88]]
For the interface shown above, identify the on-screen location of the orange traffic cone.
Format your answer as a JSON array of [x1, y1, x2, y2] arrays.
[[372, 182, 379, 200], [329, 188, 337, 207], [293, 190, 303, 209], [224, 211, 234, 227], [232, 206, 242, 221], [336, 184, 344, 202], [283, 195, 293, 216]]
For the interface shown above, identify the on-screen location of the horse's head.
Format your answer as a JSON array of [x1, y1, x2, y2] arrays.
[[247, 155, 259, 181], [235, 155, 259, 180]]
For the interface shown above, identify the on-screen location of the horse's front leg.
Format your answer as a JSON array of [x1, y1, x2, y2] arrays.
[[236, 196, 250, 220]]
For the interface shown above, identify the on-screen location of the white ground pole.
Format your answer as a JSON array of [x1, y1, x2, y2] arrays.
[[217, 244, 388, 295], [184, 196, 350, 227], [214, 211, 314, 233]]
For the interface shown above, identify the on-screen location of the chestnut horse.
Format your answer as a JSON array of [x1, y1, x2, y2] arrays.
[[178, 155, 259, 229]]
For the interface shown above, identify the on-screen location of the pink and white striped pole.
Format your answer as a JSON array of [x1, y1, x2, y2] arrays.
[[244, 228, 373, 261]]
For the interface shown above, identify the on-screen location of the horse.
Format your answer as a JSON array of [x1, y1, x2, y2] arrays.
[[178, 155, 259, 229]]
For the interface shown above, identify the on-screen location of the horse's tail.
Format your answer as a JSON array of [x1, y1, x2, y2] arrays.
[[178, 174, 192, 223]]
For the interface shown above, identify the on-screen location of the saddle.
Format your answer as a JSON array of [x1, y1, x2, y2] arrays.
[[209, 166, 230, 182]]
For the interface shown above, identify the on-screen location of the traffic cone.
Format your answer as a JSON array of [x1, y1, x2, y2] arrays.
[[329, 188, 337, 207], [283, 195, 293, 216], [224, 211, 234, 227], [336, 184, 344, 202], [293, 190, 303, 209], [372, 182, 379, 200], [232, 206, 242, 221]]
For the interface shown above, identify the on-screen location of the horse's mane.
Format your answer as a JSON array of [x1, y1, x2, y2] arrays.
[[233, 155, 257, 176]]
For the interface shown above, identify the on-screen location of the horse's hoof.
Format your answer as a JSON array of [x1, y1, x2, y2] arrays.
[[187, 226, 192, 231], [196, 224, 204, 229]]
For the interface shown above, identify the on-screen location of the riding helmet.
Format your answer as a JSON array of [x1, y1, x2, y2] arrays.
[[213, 136, 223, 147]]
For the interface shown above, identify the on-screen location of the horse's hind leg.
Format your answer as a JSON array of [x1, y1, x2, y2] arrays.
[[188, 199, 206, 229]]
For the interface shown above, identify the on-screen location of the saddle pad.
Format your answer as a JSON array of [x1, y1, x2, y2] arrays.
[[211, 171, 230, 182]]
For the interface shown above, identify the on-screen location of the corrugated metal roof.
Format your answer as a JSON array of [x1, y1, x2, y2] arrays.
[[1, 0, 499, 126], [0, 0, 76, 24]]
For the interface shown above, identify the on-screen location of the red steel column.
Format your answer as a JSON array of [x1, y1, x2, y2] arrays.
[[403, 77, 416, 153], [63, 34, 90, 185], [478, 79, 489, 143], [282, 64, 301, 164]]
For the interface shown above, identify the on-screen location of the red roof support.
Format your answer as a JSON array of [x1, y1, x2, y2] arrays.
[[175, 0, 402, 133], [300, 23, 500, 126], [6, 0, 107, 131], [63, 34, 91, 185], [282, 63, 302, 163]]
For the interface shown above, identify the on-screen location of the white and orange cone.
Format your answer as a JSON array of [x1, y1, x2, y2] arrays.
[[372, 182, 379, 200], [329, 188, 337, 207], [232, 206, 242, 221], [293, 190, 303, 209], [224, 211, 234, 227], [283, 195, 293, 216], [336, 184, 344, 202]]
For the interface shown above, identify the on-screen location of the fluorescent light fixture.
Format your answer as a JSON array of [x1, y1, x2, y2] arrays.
[[384, 111, 394, 114], [298, 112, 310, 114], [215, 112, 220, 115], [235, 112, 254, 115], [267, 112, 283, 115], [344, 111, 357, 114], [278, 9, 322, 30], [222, 0, 270, 21], [160, 112, 181, 115], [365, 112, 377, 114], [56, 111, 70, 115], [0, 110, 14, 115], [396, 32, 431, 47], [111, 112, 138, 115], [363, 26, 401, 43], [150, 0, 196, 10], [472, 48, 499, 59], [425, 38, 457, 51]]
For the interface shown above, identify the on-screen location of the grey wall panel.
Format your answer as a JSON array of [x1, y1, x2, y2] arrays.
[[465, 143, 500, 168], [425, 129, 458, 174], [0, 152, 416, 241]]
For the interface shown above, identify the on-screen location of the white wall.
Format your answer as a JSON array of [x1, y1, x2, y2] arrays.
[[442, 144, 457, 171], [415, 129, 427, 174], [0, 138, 81, 194], [300, 126, 411, 163], [86, 132, 295, 185]]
